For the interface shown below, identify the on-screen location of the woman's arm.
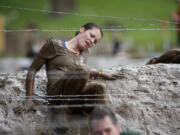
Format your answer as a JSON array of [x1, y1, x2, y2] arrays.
[[90, 69, 122, 80], [26, 56, 46, 104]]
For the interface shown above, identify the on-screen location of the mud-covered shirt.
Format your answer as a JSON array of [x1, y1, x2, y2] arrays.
[[37, 38, 89, 92]]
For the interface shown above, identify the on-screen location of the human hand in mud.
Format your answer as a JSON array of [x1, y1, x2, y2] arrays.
[[90, 69, 124, 80], [13, 98, 36, 115], [101, 72, 124, 80]]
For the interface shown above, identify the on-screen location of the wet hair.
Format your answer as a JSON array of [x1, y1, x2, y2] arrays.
[[88, 106, 117, 130], [75, 22, 103, 38]]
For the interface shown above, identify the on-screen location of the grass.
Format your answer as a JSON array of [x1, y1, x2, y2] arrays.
[[0, 0, 178, 52]]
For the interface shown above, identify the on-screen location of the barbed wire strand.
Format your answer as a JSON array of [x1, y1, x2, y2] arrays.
[[0, 5, 177, 25], [0, 27, 179, 33], [1, 91, 177, 101]]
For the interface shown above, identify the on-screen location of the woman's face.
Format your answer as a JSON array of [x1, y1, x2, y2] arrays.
[[77, 27, 102, 50]]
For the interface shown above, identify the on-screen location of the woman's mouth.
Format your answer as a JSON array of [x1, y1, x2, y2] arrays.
[[85, 41, 90, 46]]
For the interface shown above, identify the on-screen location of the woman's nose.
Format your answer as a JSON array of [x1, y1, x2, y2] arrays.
[[90, 39, 94, 45]]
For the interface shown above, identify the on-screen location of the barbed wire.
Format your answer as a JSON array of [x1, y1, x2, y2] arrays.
[[0, 5, 178, 33], [8, 99, 179, 109], [0, 29, 77, 33], [0, 5, 177, 25], [0, 27, 179, 33], [24, 90, 180, 98], [35, 104, 108, 109], [103, 28, 179, 31], [9, 98, 107, 101], [1, 92, 178, 108], [0, 91, 178, 101], [34, 103, 180, 109]]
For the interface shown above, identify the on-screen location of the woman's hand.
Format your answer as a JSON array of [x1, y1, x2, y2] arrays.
[[13, 98, 36, 115], [90, 69, 124, 80], [101, 72, 124, 80]]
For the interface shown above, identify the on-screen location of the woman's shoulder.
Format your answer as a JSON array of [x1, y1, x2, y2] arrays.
[[46, 37, 63, 46], [38, 38, 64, 59]]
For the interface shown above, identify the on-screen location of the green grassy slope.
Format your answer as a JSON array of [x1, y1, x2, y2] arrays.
[[0, 0, 177, 51]]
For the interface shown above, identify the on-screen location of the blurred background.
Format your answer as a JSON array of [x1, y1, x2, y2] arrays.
[[0, 0, 178, 72]]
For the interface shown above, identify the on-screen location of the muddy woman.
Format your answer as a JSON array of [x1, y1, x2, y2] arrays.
[[26, 22, 119, 133]]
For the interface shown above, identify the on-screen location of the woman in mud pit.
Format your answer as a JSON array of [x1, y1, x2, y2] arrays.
[[26, 22, 119, 116]]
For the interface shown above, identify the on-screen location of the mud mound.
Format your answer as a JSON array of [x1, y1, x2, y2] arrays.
[[0, 64, 180, 135]]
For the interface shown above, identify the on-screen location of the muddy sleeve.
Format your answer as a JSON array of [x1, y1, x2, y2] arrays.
[[26, 39, 55, 99], [38, 38, 57, 60]]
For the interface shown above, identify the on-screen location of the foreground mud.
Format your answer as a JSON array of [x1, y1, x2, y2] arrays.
[[0, 64, 180, 135]]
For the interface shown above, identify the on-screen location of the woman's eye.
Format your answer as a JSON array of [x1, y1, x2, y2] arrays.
[[90, 33, 95, 38]]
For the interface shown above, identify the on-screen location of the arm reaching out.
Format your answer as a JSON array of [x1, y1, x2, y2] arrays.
[[90, 69, 124, 80], [26, 38, 57, 105], [26, 56, 46, 105]]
